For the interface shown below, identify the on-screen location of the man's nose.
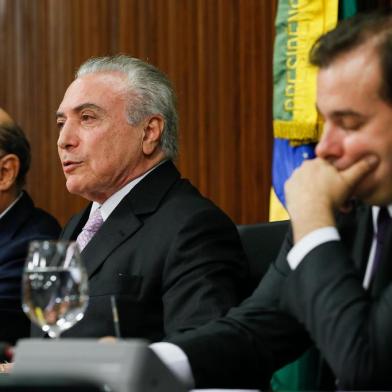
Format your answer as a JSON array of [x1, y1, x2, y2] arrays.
[[315, 123, 344, 162], [57, 121, 78, 150]]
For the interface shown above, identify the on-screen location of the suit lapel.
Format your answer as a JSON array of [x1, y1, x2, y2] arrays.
[[371, 218, 392, 297], [351, 206, 373, 275], [61, 207, 90, 241], [338, 204, 372, 276], [81, 197, 141, 278], [78, 160, 180, 278], [344, 204, 392, 296], [0, 192, 33, 246]]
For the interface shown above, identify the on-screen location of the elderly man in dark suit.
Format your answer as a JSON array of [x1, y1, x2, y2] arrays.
[[151, 11, 392, 391], [0, 109, 61, 344], [46, 55, 247, 341]]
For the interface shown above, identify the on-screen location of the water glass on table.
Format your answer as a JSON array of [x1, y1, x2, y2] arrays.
[[22, 240, 89, 338]]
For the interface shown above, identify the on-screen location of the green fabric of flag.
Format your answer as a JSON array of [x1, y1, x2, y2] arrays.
[[340, 0, 357, 19]]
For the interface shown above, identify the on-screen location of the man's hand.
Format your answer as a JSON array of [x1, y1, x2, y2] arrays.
[[285, 155, 378, 243], [0, 362, 13, 374]]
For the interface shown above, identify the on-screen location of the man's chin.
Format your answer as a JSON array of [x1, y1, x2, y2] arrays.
[[356, 188, 392, 206], [65, 180, 84, 197]]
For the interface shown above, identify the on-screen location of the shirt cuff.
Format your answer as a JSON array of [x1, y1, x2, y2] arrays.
[[287, 226, 340, 270], [150, 342, 195, 389]]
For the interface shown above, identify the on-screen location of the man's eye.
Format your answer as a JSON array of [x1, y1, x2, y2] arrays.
[[81, 114, 94, 121], [56, 121, 64, 130], [341, 121, 363, 131]]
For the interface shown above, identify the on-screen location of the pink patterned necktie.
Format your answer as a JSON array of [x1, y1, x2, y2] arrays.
[[76, 208, 103, 252]]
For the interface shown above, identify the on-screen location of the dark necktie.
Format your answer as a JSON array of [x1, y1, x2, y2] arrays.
[[372, 207, 392, 279]]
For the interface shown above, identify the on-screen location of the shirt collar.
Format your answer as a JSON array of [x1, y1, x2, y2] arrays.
[[90, 160, 166, 221], [371, 205, 392, 232], [0, 192, 23, 220]]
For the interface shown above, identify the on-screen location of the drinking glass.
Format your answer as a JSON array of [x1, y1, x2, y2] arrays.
[[22, 240, 89, 338]]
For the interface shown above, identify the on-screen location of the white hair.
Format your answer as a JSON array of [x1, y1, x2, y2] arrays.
[[76, 55, 178, 159]]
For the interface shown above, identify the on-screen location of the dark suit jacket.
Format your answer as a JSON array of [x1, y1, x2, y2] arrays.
[[170, 203, 392, 390], [0, 191, 61, 343], [36, 161, 248, 341]]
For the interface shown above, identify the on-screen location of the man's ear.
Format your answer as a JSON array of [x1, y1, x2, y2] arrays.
[[142, 116, 164, 156], [0, 154, 20, 191]]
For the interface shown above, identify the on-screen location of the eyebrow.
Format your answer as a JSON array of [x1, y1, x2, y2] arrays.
[[332, 110, 363, 118], [315, 105, 363, 118], [55, 103, 105, 119]]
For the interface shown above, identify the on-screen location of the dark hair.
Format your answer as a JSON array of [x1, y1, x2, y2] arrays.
[[310, 11, 392, 103], [0, 123, 31, 189]]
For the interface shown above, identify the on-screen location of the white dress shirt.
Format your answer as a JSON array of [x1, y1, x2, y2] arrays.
[[88, 161, 165, 221], [287, 205, 392, 290]]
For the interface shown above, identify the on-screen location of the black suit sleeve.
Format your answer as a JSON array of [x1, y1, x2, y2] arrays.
[[280, 240, 392, 389], [168, 237, 312, 389]]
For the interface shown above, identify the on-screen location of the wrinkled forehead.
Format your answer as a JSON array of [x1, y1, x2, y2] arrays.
[[59, 72, 130, 113]]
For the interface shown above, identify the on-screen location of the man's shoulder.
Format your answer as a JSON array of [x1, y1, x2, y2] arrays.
[[133, 161, 232, 222], [147, 177, 239, 239], [29, 205, 62, 234], [19, 209, 61, 243], [165, 177, 230, 217], [0, 196, 61, 263], [15, 192, 61, 238]]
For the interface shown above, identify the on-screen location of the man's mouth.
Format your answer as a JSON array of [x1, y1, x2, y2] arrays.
[[62, 160, 82, 173]]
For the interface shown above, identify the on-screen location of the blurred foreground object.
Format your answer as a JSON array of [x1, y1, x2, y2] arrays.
[[9, 339, 186, 392]]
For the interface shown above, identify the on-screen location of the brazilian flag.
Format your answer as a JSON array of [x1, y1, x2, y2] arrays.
[[270, 0, 358, 390], [270, 0, 337, 222]]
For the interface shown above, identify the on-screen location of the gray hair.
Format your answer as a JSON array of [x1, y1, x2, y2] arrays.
[[76, 55, 178, 160]]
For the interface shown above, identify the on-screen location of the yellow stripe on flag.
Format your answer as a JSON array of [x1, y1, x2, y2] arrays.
[[274, 0, 338, 142], [269, 188, 289, 222]]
